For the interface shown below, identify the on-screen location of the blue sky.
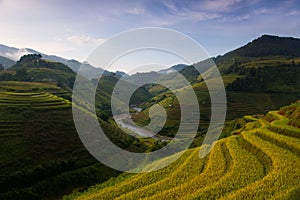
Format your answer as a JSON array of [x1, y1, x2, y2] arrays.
[[0, 0, 300, 72]]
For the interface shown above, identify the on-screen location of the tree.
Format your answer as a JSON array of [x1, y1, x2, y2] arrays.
[[18, 54, 42, 64], [0, 64, 4, 71]]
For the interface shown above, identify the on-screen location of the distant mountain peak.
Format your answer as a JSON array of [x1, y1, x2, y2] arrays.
[[260, 34, 280, 38], [219, 34, 300, 59], [254, 34, 300, 42]]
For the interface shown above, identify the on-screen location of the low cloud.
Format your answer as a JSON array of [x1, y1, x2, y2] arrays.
[[0, 49, 32, 61]]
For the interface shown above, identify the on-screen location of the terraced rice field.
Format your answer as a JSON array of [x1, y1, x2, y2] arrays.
[[65, 102, 300, 200], [0, 81, 110, 199], [0, 92, 70, 107], [0, 91, 71, 136]]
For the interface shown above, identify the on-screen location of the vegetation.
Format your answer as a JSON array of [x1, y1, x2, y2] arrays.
[[226, 63, 300, 93], [0, 81, 118, 199], [0, 79, 151, 199], [64, 101, 300, 199], [1, 35, 300, 199], [217, 35, 300, 58], [130, 36, 300, 142]]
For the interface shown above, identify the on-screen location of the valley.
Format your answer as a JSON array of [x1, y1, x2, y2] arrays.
[[0, 35, 299, 199]]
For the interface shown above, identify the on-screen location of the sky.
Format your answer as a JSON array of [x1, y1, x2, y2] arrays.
[[0, 0, 300, 73]]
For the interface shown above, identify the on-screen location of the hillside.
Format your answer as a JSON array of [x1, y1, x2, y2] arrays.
[[130, 35, 300, 143], [5, 54, 76, 88], [0, 53, 166, 199], [0, 79, 159, 199], [214, 36, 300, 93], [108, 35, 300, 86], [218, 35, 300, 59], [64, 101, 300, 200], [0, 81, 119, 199], [131, 73, 299, 144], [157, 35, 300, 93]]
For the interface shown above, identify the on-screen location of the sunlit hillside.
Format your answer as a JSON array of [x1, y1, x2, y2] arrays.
[[65, 101, 300, 200]]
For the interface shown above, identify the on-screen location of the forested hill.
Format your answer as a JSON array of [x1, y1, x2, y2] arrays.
[[215, 35, 300, 63], [211, 35, 300, 93]]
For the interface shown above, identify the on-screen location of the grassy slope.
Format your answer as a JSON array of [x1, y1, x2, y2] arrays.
[[65, 101, 300, 200]]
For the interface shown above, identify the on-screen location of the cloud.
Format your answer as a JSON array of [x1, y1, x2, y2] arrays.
[[67, 35, 105, 46], [156, 1, 222, 25], [178, 10, 220, 22], [1, 49, 32, 61], [287, 10, 300, 16], [157, 0, 249, 25], [254, 8, 269, 15], [199, 0, 242, 12], [105, 2, 146, 17], [124, 7, 145, 15], [162, 0, 178, 12], [1, 0, 299, 65]]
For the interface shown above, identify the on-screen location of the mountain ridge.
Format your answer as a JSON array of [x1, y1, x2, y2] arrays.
[[0, 56, 15, 69], [215, 34, 300, 64], [2, 34, 300, 79], [0, 44, 109, 79]]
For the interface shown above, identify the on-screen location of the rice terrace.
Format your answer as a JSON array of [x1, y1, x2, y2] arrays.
[[64, 101, 300, 200], [1, 0, 300, 199]]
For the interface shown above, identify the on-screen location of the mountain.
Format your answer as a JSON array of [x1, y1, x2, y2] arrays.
[[121, 64, 189, 88], [168, 35, 300, 91], [9, 54, 76, 88], [215, 36, 300, 93], [64, 59, 111, 78], [0, 44, 39, 61], [130, 35, 300, 141], [0, 56, 15, 69], [157, 64, 187, 74], [215, 34, 300, 64], [115, 70, 129, 78], [0, 44, 188, 79], [0, 44, 109, 79], [123, 35, 300, 85]]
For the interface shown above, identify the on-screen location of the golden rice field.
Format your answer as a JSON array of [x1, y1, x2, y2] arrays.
[[65, 102, 300, 200]]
